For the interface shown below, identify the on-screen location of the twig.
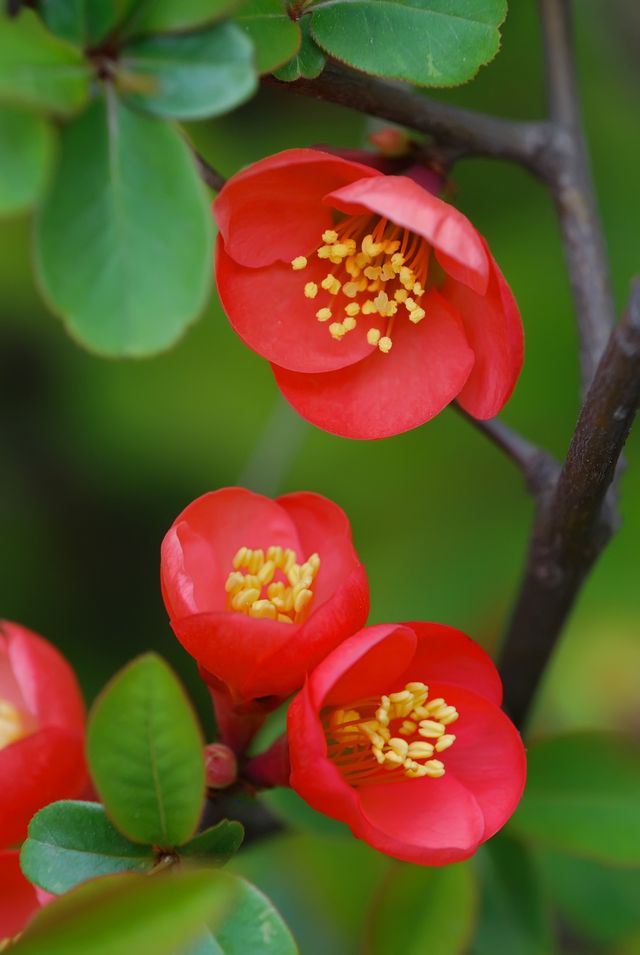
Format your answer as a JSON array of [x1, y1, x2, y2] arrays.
[[193, 151, 226, 193], [499, 279, 640, 726]]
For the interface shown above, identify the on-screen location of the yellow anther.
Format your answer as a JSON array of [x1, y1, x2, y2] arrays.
[[413, 282, 425, 297], [388, 737, 409, 757], [409, 307, 426, 324], [288, 563, 301, 585], [373, 291, 389, 313], [329, 322, 346, 340], [424, 759, 445, 778], [294, 589, 313, 614], [257, 560, 276, 585], [362, 300, 377, 316], [232, 546, 248, 569], [378, 336, 393, 354], [391, 253, 405, 268], [385, 240, 401, 254], [291, 256, 307, 270], [224, 571, 245, 594], [321, 275, 341, 295], [304, 282, 318, 299], [367, 328, 381, 346], [345, 303, 360, 317], [322, 229, 339, 243], [394, 288, 408, 303], [267, 581, 285, 600], [278, 614, 293, 623], [390, 690, 413, 704], [231, 588, 260, 611], [381, 264, 396, 282], [283, 549, 297, 573], [342, 281, 360, 298], [0, 700, 27, 749], [405, 298, 417, 312], [375, 707, 389, 727], [383, 751, 404, 767], [267, 546, 282, 564], [435, 734, 456, 753], [316, 307, 332, 322], [345, 256, 361, 278], [399, 266, 415, 288], [364, 266, 381, 280], [343, 317, 357, 332], [367, 280, 381, 292], [332, 243, 351, 257], [439, 709, 459, 726], [362, 234, 384, 257], [407, 741, 435, 759], [406, 681, 428, 696], [249, 599, 277, 620], [419, 720, 445, 738], [399, 719, 417, 736]]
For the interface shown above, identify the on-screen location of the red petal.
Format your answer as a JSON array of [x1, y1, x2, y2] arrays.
[[214, 148, 380, 268], [356, 771, 485, 865], [327, 175, 489, 295], [216, 239, 376, 373], [0, 728, 87, 847], [398, 622, 503, 705], [1, 621, 85, 732], [272, 289, 474, 439], [430, 682, 527, 841], [0, 850, 39, 937], [444, 241, 524, 418]]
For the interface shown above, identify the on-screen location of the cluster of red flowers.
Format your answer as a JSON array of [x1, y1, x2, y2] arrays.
[[161, 488, 526, 865]]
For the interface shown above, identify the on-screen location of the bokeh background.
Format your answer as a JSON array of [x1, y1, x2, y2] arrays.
[[1, 2, 639, 952]]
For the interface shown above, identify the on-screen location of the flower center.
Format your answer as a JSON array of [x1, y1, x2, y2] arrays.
[[0, 698, 28, 750], [291, 215, 429, 355], [323, 681, 458, 787], [225, 546, 320, 624]]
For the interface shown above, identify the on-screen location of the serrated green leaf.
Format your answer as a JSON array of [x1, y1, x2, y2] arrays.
[[509, 732, 640, 865], [0, 105, 54, 216], [120, 22, 257, 121], [368, 861, 477, 955], [310, 0, 507, 87], [274, 17, 325, 81], [472, 833, 554, 955], [86, 653, 205, 846], [11, 870, 235, 955], [212, 875, 299, 954], [0, 9, 90, 115], [125, 0, 240, 37], [20, 800, 155, 895], [34, 92, 213, 356], [235, 0, 300, 74], [181, 821, 245, 866]]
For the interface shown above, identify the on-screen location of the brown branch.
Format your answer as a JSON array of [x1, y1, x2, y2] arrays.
[[499, 279, 640, 726], [193, 151, 226, 193]]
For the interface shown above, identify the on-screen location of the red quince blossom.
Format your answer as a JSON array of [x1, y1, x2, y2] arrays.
[[0, 621, 87, 848], [214, 148, 523, 439], [161, 487, 369, 706], [0, 849, 40, 939], [287, 621, 526, 865]]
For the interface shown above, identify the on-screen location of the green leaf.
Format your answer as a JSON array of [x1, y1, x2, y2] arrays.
[[181, 821, 245, 866], [213, 875, 299, 954], [12, 870, 235, 955], [0, 105, 54, 216], [310, 0, 507, 87], [125, 0, 240, 37], [472, 834, 554, 955], [86, 653, 206, 846], [182, 929, 225, 955], [509, 732, 640, 865], [0, 9, 90, 115], [537, 850, 640, 945], [38, 0, 139, 45], [368, 861, 477, 955], [235, 0, 300, 74], [34, 93, 213, 356], [274, 18, 325, 82], [120, 22, 257, 121], [20, 800, 155, 894]]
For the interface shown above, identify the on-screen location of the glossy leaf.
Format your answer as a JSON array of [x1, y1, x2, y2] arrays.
[[125, 0, 240, 37], [472, 834, 554, 955], [0, 9, 89, 115], [310, 0, 507, 87], [86, 653, 205, 846], [38, 0, 139, 44], [0, 106, 54, 216], [34, 93, 213, 356], [120, 23, 257, 120], [182, 930, 225, 955], [180, 821, 245, 866], [213, 875, 299, 954], [11, 870, 235, 955], [368, 861, 477, 955], [509, 732, 640, 865], [20, 800, 155, 895], [235, 0, 300, 74], [274, 18, 325, 82]]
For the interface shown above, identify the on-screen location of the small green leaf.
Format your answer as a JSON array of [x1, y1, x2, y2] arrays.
[[274, 18, 325, 82], [20, 800, 155, 894], [34, 93, 213, 356], [181, 821, 245, 866], [12, 870, 235, 955], [86, 653, 205, 846], [0, 9, 90, 115], [0, 105, 54, 216], [38, 0, 139, 45], [472, 834, 554, 955], [213, 875, 299, 954], [368, 862, 477, 955], [120, 22, 257, 121], [235, 0, 300, 74], [310, 0, 507, 87], [509, 732, 640, 865], [125, 0, 240, 37]]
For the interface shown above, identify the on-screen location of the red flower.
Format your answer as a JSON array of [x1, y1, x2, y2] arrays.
[[287, 621, 526, 865], [161, 487, 369, 705], [0, 621, 86, 848], [215, 148, 523, 439], [0, 850, 40, 939]]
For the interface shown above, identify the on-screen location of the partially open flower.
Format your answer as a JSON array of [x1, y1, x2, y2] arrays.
[[0, 621, 86, 848], [161, 488, 369, 706], [215, 148, 523, 439], [287, 622, 526, 865]]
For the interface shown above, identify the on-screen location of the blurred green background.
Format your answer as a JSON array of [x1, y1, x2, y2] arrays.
[[1, 2, 639, 952]]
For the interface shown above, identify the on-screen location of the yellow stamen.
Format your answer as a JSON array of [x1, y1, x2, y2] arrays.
[[367, 328, 381, 346], [316, 307, 332, 322], [0, 700, 28, 750], [345, 303, 360, 317], [304, 282, 318, 299], [225, 546, 321, 625], [291, 256, 307, 270], [322, 229, 339, 243], [378, 336, 393, 354]]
